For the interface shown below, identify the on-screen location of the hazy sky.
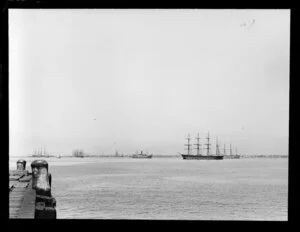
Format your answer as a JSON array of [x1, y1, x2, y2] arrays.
[[9, 9, 290, 156]]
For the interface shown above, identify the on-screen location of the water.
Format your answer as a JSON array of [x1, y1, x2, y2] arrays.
[[9, 157, 288, 220]]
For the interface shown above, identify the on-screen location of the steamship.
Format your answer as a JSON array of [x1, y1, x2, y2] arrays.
[[132, 150, 153, 159]]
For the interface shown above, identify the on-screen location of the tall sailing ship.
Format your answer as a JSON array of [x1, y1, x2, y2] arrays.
[[73, 149, 85, 158], [223, 144, 240, 159], [31, 147, 50, 158], [181, 133, 224, 160]]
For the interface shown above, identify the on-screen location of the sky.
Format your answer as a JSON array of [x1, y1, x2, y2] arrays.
[[9, 9, 290, 156]]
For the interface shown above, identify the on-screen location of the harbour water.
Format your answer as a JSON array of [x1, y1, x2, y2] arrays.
[[9, 157, 288, 220]]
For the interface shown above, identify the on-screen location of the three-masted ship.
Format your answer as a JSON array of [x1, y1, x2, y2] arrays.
[[31, 147, 50, 158], [223, 144, 240, 159], [73, 149, 84, 158], [181, 133, 224, 160]]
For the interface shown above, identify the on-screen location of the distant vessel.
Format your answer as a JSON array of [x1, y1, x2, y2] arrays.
[[181, 133, 224, 160], [132, 150, 153, 159], [73, 149, 84, 158], [113, 150, 124, 157], [223, 144, 240, 159], [31, 147, 50, 158]]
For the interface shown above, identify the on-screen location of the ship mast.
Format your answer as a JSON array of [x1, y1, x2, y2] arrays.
[[216, 137, 220, 156], [205, 132, 211, 156], [223, 144, 226, 156], [230, 144, 233, 156], [194, 133, 201, 155], [235, 148, 238, 156], [184, 134, 192, 155]]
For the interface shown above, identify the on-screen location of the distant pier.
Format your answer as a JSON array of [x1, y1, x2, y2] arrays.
[[9, 159, 56, 219]]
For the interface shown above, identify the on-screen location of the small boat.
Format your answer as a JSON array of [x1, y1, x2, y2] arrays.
[[132, 150, 153, 159]]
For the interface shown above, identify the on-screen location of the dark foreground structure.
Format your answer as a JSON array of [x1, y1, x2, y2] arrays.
[[9, 159, 56, 219]]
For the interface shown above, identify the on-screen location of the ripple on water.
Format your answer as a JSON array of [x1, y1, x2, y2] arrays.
[[49, 158, 287, 220]]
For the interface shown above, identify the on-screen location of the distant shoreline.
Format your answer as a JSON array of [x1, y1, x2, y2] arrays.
[[11, 154, 288, 159], [240, 155, 288, 159]]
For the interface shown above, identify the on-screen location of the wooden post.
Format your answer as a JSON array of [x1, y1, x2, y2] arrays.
[[17, 159, 26, 171], [31, 160, 48, 190], [48, 173, 52, 187], [31, 160, 56, 219]]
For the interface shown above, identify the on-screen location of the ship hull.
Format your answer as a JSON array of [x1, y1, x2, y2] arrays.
[[223, 155, 240, 159], [132, 155, 153, 159], [181, 154, 224, 160], [31, 155, 51, 158]]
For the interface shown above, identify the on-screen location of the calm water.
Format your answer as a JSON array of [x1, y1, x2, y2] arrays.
[[9, 157, 288, 220]]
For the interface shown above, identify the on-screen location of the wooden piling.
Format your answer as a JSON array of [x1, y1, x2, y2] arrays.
[[17, 159, 26, 171], [9, 159, 57, 219], [31, 160, 56, 219]]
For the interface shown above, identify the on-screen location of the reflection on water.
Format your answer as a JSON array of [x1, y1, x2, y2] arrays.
[[9, 157, 288, 220]]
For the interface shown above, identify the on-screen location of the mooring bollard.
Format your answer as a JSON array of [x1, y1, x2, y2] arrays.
[[31, 160, 51, 195], [17, 159, 26, 171], [31, 160, 48, 190], [31, 160, 56, 219], [9, 159, 28, 178]]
